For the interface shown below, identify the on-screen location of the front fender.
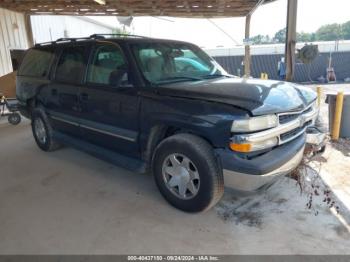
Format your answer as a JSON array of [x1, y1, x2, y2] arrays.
[[139, 95, 249, 150], [148, 112, 231, 146]]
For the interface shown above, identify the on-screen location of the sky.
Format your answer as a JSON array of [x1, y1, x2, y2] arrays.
[[93, 0, 350, 48]]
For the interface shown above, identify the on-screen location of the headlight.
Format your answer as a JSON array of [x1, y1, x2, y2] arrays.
[[230, 137, 278, 153], [231, 114, 278, 132]]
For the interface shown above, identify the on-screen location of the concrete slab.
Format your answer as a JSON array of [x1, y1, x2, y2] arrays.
[[0, 119, 349, 255]]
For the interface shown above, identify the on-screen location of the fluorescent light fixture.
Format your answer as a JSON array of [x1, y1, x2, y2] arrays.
[[94, 0, 106, 5]]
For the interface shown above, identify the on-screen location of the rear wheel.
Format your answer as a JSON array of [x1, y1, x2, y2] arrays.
[[152, 134, 224, 212], [32, 108, 62, 152]]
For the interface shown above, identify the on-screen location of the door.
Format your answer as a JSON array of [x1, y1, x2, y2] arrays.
[[46, 45, 89, 138], [79, 41, 140, 157]]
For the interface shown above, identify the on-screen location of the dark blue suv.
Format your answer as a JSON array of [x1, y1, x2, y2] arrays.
[[16, 34, 321, 212]]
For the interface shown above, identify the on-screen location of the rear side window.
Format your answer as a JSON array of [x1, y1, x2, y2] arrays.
[[55, 46, 86, 84], [18, 48, 54, 77], [87, 44, 126, 85]]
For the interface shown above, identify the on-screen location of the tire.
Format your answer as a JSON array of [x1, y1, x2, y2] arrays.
[[152, 133, 224, 212], [8, 113, 21, 125], [31, 107, 62, 152]]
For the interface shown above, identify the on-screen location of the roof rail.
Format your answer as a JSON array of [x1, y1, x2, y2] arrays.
[[89, 33, 148, 39], [35, 36, 95, 47], [34, 34, 148, 47], [56, 37, 90, 42], [34, 41, 55, 47]]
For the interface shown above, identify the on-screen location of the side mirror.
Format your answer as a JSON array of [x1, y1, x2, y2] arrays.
[[109, 68, 128, 87]]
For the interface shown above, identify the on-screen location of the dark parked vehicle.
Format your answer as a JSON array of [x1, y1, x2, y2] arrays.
[[17, 34, 324, 212]]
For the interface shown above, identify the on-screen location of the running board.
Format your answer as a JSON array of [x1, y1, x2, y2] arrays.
[[53, 132, 146, 173]]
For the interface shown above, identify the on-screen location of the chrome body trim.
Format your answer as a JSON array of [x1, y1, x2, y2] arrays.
[[50, 115, 79, 126], [49, 114, 136, 142], [80, 124, 136, 142], [232, 102, 318, 146], [223, 145, 305, 191]]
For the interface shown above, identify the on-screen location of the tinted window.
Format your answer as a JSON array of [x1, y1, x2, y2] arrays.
[[18, 48, 53, 77], [55, 46, 86, 84], [87, 44, 126, 85]]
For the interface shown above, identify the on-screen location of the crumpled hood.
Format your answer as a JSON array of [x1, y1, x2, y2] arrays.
[[157, 78, 317, 116]]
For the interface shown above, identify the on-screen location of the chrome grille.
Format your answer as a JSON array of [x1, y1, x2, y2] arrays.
[[280, 120, 312, 141], [279, 106, 313, 125], [279, 114, 299, 124], [232, 102, 318, 147]]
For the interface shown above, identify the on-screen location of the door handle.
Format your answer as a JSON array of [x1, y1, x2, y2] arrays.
[[51, 89, 58, 96], [80, 93, 89, 101]]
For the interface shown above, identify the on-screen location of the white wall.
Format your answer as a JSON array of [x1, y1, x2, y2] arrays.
[[0, 8, 29, 77], [30, 16, 115, 44], [205, 40, 350, 57]]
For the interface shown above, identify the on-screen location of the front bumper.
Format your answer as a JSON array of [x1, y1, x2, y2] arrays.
[[222, 145, 304, 191], [217, 127, 326, 192], [306, 126, 327, 153]]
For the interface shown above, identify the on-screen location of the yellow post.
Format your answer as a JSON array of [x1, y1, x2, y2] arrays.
[[260, 73, 268, 80], [332, 91, 344, 140], [317, 86, 322, 107]]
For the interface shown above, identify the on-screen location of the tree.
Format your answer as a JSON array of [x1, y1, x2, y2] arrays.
[[297, 32, 316, 42], [250, 34, 272, 45], [112, 27, 129, 35], [315, 23, 342, 41], [273, 28, 286, 43], [342, 21, 350, 40], [249, 20, 350, 45]]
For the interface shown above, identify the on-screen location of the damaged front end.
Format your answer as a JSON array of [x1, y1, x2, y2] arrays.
[[306, 126, 327, 155], [219, 101, 327, 192]]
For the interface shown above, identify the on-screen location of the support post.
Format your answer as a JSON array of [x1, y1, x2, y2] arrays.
[[24, 14, 34, 48], [285, 0, 298, 81], [332, 91, 344, 140], [244, 14, 251, 78]]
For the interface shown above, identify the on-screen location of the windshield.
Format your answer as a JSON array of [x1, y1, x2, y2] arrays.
[[131, 42, 229, 84]]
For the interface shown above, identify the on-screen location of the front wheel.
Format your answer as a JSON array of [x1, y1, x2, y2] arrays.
[[152, 134, 224, 212]]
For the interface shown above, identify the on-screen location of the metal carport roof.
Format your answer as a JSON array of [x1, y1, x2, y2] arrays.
[[0, 0, 300, 81], [0, 0, 275, 17]]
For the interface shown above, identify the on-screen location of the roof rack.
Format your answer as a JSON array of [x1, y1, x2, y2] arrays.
[[34, 34, 148, 47], [34, 36, 96, 47], [56, 37, 92, 42], [89, 33, 148, 39]]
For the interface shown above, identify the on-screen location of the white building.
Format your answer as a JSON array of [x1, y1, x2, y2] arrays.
[[0, 10, 117, 77], [205, 40, 350, 57], [0, 8, 29, 77], [30, 16, 116, 44]]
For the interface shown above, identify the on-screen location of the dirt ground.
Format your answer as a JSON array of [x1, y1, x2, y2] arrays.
[[0, 83, 349, 254]]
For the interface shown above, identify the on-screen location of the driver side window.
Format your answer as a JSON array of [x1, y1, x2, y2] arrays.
[[87, 44, 128, 86]]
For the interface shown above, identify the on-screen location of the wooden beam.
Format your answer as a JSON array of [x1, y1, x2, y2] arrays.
[[285, 0, 298, 81], [0, 0, 267, 18], [244, 13, 251, 77], [24, 14, 34, 48]]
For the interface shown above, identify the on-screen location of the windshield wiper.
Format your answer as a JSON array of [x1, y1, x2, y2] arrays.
[[156, 76, 202, 83], [201, 74, 232, 79]]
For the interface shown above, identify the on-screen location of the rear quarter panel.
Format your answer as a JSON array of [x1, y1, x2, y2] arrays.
[[16, 75, 50, 103]]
